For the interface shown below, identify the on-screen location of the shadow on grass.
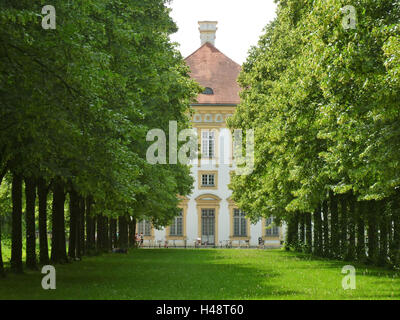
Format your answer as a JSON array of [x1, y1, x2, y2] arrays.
[[274, 249, 400, 279], [0, 249, 302, 300], [2, 249, 398, 300]]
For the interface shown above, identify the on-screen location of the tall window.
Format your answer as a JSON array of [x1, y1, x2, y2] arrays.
[[265, 217, 279, 236], [202, 130, 215, 158], [170, 210, 183, 236], [138, 220, 151, 236], [201, 174, 215, 187], [233, 209, 247, 237]]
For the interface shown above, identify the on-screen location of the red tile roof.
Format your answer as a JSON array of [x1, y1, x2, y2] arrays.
[[185, 42, 241, 105]]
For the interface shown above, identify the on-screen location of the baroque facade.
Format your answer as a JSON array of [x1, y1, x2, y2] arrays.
[[137, 21, 283, 247]]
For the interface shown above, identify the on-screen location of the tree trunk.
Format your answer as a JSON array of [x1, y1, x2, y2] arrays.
[[305, 212, 312, 253], [0, 215, 4, 277], [388, 206, 393, 249], [110, 218, 117, 249], [25, 177, 37, 270], [68, 189, 79, 260], [101, 216, 107, 252], [378, 200, 388, 266], [37, 178, 49, 264], [330, 192, 339, 258], [96, 215, 101, 251], [367, 201, 378, 264], [313, 206, 323, 256], [51, 189, 57, 261], [294, 212, 300, 251], [128, 218, 135, 248], [74, 195, 81, 260], [322, 200, 330, 257], [51, 179, 68, 263], [286, 216, 293, 251], [108, 219, 113, 251], [299, 213, 305, 251], [78, 196, 85, 257], [58, 184, 67, 263], [51, 189, 57, 262], [85, 197, 95, 254], [356, 201, 366, 261], [91, 216, 97, 253], [286, 213, 299, 251], [11, 173, 23, 273], [346, 195, 356, 261], [118, 215, 128, 250], [339, 195, 348, 259], [390, 192, 400, 268], [132, 218, 137, 248], [104, 216, 110, 252], [96, 214, 108, 252], [0, 171, 6, 276]]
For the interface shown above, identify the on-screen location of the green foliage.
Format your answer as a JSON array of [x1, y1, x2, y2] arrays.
[[228, 0, 400, 266], [0, 0, 199, 225]]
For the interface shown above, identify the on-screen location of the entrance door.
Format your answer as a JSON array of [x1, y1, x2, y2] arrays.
[[201, 209, 215, 245]]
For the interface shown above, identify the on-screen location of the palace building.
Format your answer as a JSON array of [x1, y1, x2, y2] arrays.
[[137, 21, 283, 247]]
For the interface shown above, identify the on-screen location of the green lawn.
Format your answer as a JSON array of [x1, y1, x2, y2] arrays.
[[0, 248, 399, 300]]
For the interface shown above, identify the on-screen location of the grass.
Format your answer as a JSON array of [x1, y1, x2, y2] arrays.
[[0, 248, 399, 300]]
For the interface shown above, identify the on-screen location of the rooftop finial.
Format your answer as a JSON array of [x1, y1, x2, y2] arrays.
[[198, 21, 218, 46]]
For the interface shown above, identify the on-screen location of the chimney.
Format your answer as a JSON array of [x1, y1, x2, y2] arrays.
[[198, 21, 218, 46]]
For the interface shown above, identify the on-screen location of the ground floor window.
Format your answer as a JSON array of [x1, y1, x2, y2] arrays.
[[265, 217, 279, 236], [138, 219, 151, 236], [201, 208, 215, 245], [170, 210, 183, 236], [233, 209, 247, 237]]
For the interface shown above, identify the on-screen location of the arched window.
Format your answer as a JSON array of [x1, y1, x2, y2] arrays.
[[203, 87, 214, 95]]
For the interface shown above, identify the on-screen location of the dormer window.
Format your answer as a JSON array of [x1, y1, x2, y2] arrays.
[[203, 87, 214, 95]]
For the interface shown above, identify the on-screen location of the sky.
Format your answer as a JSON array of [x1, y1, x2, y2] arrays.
[[168, 0, 278, 65]]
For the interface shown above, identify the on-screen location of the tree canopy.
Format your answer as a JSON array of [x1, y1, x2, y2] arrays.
[[228, 0, 400, 266], [0, 0, 200, 272]]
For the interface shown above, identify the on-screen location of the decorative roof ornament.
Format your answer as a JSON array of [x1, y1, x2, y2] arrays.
[[198, 21, 218, 46]]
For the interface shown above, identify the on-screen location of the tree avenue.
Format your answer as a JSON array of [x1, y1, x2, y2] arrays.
[[0, 0, 200, 274], [1, 0, 400, 282], [228, 0, 400, 267]]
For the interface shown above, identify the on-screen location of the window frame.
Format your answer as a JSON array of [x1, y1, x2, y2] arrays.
[[166, 198, 188, 240], [137, 219, 154, 239], [203, 87, 214, 95], [201, 130, 215, 159], [227, 199, 250, 241], [198, 170, 218, 190], [201, 173, 215, 187], [264, 217, 280, 238], [233, 208, 247, 237], [169, 210, 183, 236]]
